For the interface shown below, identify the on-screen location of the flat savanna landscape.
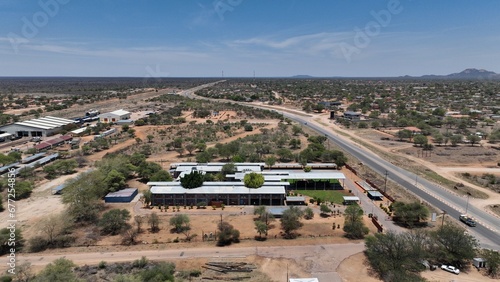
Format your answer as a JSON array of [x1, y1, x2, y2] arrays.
[[1, 79, 499, 282]]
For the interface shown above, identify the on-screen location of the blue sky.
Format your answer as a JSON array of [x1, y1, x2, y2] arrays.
[[0, 0, 499, 77]]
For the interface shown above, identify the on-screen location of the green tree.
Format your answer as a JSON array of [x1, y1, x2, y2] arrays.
[[481, 249, 500, 278], [243, 172, 265, 188], [280, 206, 303, 239], [169, 214, 190, 233], [217, 221, 240, 246], [146, 134, 154, 143], [397, 129, 412, 141], [148, 212, 160, 232], [142, 190, 152, 207], [292, 125, 302, 136], [431, 224, 478, 266], [433, 133, 444, 146], [413, 135, 428, 147], [303, 207, 314, 220], [265, 156, 276, 170], [343, 205, 369, 239], [221, 162, 236, 177], [150, 170, 173, 181], [104, 169, 126, 192], [392, 202, 429, 228], [180, 171, 204, 189], [138, 261, 175, 282], [450, 134, 463, 146], [0, 228, 24, 255], [365, 231, 430, 281], [99, 209, 131, 235], [14, 181, 34, 200], [255, 220, 268, 239], [466, 134, 481, 146], [62, 171, 105, 223], [320, 204, 332, 216], [33, 258, 81, 282]]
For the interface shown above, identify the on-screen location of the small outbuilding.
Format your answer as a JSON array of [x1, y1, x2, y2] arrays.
[[99, 109, 131, 123], [473, 258, 487, 268], [343, 196, 360, 205], [367, 191, 384, 200], [104, 188, 138, 203], [286, 196, 306, 206]]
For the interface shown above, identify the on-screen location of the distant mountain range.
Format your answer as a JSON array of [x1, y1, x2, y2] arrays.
[[418, 68, 500, 80], [290, 68, 500, 80]]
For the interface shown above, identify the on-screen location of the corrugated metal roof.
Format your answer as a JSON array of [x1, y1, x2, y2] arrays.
[[343, 196, 360, 201], [147, 181, 290, 187], [151, 186, 285, 195], [286, 196, 306, 201], [367, 191, 384, 198], [15, 122, 53, 130], [110, 109, 130, 116]]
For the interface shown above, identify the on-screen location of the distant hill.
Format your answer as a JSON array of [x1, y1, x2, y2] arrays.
[[290, 75, 314, 78], [418, 68, 500, 80]]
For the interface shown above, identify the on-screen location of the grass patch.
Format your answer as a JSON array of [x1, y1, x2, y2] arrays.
[[296, 190, 346, 204]]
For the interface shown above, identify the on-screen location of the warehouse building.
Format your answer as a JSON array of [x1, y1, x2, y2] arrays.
[[0, 116, 75, 138], [98, 109, 131, 123]]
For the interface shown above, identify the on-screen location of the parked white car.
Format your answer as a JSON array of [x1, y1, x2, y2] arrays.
[[441, 265, 460, 274]]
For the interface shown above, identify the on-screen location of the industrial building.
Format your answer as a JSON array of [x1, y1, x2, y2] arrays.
[[98, 109, 131, 123], [0, 116, 75, 137]]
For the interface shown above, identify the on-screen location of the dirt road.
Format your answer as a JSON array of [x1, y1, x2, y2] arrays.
[[14, 242, 364, 282]]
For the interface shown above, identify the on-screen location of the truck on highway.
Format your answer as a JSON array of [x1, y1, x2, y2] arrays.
[[459, 214, 476, 227]]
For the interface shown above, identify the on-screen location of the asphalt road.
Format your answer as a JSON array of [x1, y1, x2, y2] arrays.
[[283, 112, 500, 250]]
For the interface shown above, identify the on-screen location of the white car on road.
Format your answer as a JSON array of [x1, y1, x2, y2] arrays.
[[441, 265, 460, 274]]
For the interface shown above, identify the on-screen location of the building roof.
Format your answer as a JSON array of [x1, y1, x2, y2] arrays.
[[344, 111, 361, 116], [151, 185, 286, 195], [14, 116, 74, 130], [367, 191, 384, 198], [147, 181, 290, 187], [267, 206, 291, 216], [356, 181, 377, 191], [343, 196, 360, 201], [110, 109, 130, 116], [71, 127, 87, 134], [105, 188, 138, 198], [286, 196, 306, 202], [231, 171, 345, 181]]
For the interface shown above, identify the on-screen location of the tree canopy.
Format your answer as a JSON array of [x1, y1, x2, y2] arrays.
[[343, 205, 369, 239], [243, 172, 265, 188]]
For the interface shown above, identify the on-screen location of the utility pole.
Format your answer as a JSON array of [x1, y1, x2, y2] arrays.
[[384, 170, 388, 193], [441, 210, 446, 228]]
